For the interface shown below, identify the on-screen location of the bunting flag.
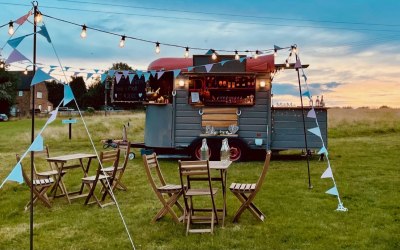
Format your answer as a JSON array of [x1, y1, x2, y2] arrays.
[[94, 69, 99, 73], [187, 66, 194, 72], [326, 186, 338, 196], [50, 65, 58, 69], [143, 72, 150, 82], [100, 73, 107, 83], [73, 72, 79, 76], [115, 73, 123, 84], [38, 25, 52, 43], [321, 165, 333, 179], [128, 73, 135, 83], [45, 108, 59, 125], [48, 68, 56, 74], [64, 66, 70, 71], [123, 70, 129, 79], [173, 69, 181, 78], [204, 64, 213, 73], [294, 59, 302, 69], [108, 70, 115, 77], [220, 60, 229, 66], [86, 73, 93, 80], [274, 45, 283, 50], [31, 68, 53, 86], [29, 135, 44, 152], [318, 146, 328, 156], [7, 34, 31, 49], [302, 90, 311, 99], [0, 163, 24, 188], [308, 127, 322, 138], [302, 74, 308, 82], [157, 71, 164, 80], [136, 70, 143, 78], [307, 108, 316, 118], [5, 49, 30, 64], [15, 11, 32, 25], [150, 70, 157, 77], [63, 84, 74, 105], [239, 57, 246, 63]]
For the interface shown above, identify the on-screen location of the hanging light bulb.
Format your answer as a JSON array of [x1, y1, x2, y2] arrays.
[[285, 59, 289, 68], [184, 47, 189, 58], [254, 50, 259, 59], [80, 25, 87, 39], [0, 61, 4, 69], [8, 21, 14, 36], [155, 42, 160, 54], [24, 67, 28, 75], [119, 35, 126, 48], [235, 50, 240, 60], [211, 50, 217, 60], [274, 48, 277, 57], [35, 11, 42, 23]]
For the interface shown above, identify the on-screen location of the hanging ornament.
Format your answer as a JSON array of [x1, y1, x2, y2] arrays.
[[184, 47, 189, 58], [155, 42, 160, 54], [235, 50, 239, 60], [119, 35, 126, 48], [8, 21, 14, 36], [80, 24, 87, 39], [211, 50, 217, 60]]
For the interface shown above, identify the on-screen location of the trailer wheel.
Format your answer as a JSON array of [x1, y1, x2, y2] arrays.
[[229, 141, 244, 162], [192, 142, 212, 160]]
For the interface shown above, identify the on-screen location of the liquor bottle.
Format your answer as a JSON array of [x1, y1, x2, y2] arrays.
[[309, 97, 313, 107], [320, 95, 325, 107], [220, 138, 230, 163], [200, 138, 209, 160], [315, 96, 320, 107]]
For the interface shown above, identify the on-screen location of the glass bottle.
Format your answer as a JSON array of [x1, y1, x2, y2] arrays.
[[320, 95, 325, 107], [220, 138, 230, 163], [309, 97, 313, 107], [315, 96, 320, 107], [200, 138, 209, 160]]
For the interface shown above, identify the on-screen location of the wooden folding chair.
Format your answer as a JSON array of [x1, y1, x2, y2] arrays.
[[102, 142, 131, 191], [82, 149, 120, 208], [17, 154, 54, 210], [143, 153, 184, 223], [229, 150, 271, 223], [178, 160, 218, 235], [32, 145, 66, 196]]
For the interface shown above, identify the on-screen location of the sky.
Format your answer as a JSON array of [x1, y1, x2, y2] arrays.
[[0, 0, 399, 108]]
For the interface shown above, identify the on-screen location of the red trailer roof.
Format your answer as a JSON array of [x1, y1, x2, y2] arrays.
[[148, 54, 275, 73]]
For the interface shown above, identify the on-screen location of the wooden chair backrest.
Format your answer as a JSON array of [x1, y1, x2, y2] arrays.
[[254, 151, 272, 193], [142, 153, 167, 191], [178, 160, 212, 192], [201, 107, 238, 128], [117, 141, 131, 171], [98, 149, 120, 180], [31, 145, 52, 173]]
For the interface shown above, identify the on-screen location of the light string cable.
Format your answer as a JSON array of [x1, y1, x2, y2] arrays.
[[41, 13, 276, 54], [37, 17, 136, 249], [0, 8, 33, 54], [295, 50, 347, 211]]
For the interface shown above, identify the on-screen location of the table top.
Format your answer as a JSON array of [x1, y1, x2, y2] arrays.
[[46, 153, 97, 162], [209, 161, 232, 170]]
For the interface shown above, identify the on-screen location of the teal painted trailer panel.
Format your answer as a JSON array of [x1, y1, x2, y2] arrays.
[[271, 107, 328, 150], [145, 104, 173, 147]]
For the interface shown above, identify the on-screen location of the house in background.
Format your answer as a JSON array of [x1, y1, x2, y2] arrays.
[[11, 71, 53, 116]]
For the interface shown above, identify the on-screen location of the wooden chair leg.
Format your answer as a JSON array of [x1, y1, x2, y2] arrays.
[[152, 192, 182, 223], [232, 192, 264, 222]]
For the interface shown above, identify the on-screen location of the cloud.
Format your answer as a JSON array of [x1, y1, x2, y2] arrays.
[[273, 81, 343, 97]]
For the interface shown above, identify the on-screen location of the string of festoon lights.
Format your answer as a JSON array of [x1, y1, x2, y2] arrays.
[[0, 7, 299, 74]]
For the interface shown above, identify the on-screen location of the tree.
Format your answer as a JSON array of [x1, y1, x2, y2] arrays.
[[46, 80, 64, 107], [0, 68, 18, 114], [111, 62, 133, 71], [83, 78, 105, 109], [69, 76, 87, 108]]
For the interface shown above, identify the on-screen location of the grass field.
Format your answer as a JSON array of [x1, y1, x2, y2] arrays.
[[0, 108, 399, 249]]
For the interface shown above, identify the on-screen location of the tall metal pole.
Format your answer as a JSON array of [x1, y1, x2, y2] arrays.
[[295, 52, 312, 189], [30, 2, 38, 249]]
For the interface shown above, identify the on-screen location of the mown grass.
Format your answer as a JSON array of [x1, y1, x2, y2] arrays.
[[0, 108, 399, 249]]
